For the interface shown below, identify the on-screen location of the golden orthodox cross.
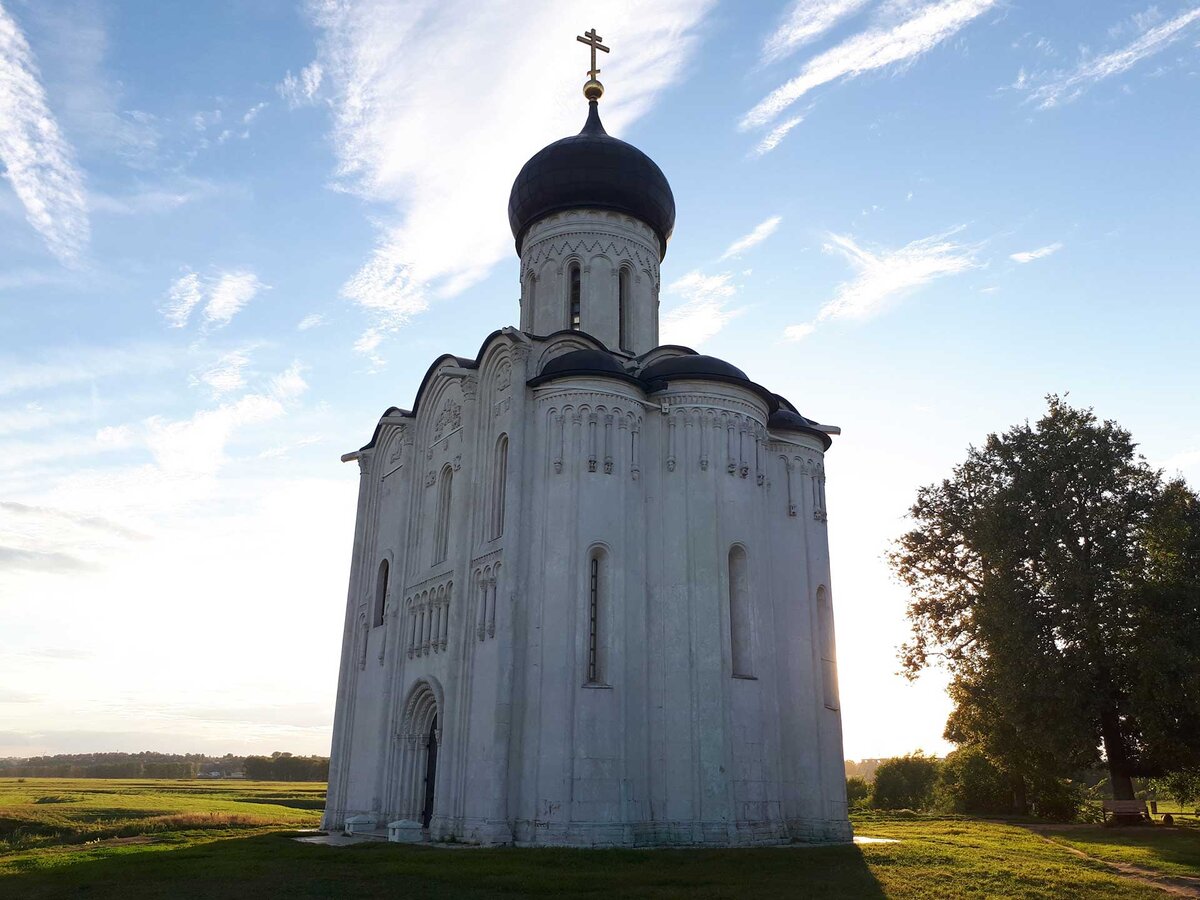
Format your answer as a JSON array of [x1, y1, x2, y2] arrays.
[[576, 28, 610, 81]]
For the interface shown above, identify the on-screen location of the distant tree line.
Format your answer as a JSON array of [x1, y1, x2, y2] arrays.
[[847, 751, 1198, 821], [242, 752, 330, 781], [0, 751, 328, 781]]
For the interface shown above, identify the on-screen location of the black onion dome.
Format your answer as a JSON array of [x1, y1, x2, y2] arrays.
[[640, 354, 750, 383], [508, 101, 676, 256]]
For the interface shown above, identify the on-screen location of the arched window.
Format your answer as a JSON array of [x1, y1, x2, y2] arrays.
[[618, 266, 631, 351], [490, 434, 508, 540], [817, 586, 838, 709], [728, 546, 752, 676], [586, 548, 607, 684], [569, 262, 581, 330], [374, 558, 389, 628], [433, 465, 453, 565]]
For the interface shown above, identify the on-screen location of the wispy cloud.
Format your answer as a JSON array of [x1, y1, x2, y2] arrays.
[[297, 313, 324, 331], [751, 114, 806, 157], [163, 271, 204, 327], [162, 269, 266, 329], [0, 403, 86, 437], [306, 0, 714, 358], [0, 2, 89, 263], [0, 546, 98, 574], [762, 0, 872, 63], [720, 215, 783, 260], [89, 179, 217, 216], [278, 62, 324, 108], [784, 322, 816, 341], [17, 2, 160, 170], [660, 271, 743, 347], [0, 343, 177, 398], [0, 500, 146, 541], [194, 350, 251, 396], [786, 228, 978, 339], [242, 102, 267, 125], [741, 0, 997, 149], [204, 271, 264, 327], [144, 362, 307, 478], [1023, 8, 1200, 109], [1010, 241, 1062, 263], [1162, 448, 1200, 478]]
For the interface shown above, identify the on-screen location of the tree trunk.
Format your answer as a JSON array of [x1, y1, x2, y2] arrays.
[[1008, 771, 1029, 815], [1101, 706, 1140, 824]]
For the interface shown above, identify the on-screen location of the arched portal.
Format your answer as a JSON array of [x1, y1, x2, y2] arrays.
[[422, 715, 438, 828], [398, 679, 442, 826]]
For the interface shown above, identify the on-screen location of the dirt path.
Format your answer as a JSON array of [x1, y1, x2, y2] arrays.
[[1024, 828, 1200, 898]]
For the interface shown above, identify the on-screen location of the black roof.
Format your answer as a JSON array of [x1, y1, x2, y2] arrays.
[[353, 331, 835, 454], [508, 102, 676, 256], [641, 354, 749, 383], [538, 348, 627, 378]]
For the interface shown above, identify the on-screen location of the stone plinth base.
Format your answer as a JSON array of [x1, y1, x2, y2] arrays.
[[388, 820, 425, 843], [343, 815, 376, 836]]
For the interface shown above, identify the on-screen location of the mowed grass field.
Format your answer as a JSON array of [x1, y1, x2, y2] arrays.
[[2, 778, 1198, 899]]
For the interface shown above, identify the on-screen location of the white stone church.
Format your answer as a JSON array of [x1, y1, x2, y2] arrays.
[[322, 47, 851, 847]]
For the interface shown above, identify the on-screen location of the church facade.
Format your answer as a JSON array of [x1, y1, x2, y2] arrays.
[[322, 55, 851, 847]]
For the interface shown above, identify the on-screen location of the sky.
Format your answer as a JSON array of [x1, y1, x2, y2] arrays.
[[2, 0, 1198, 762]]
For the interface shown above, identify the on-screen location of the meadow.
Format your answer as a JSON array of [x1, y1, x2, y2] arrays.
[[2, 778, 1198, 898]]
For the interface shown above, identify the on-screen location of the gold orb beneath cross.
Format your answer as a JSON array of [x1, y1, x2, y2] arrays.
[[583, 79, 604, 101]]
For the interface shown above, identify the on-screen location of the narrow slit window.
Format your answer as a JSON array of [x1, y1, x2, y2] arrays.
[[374, 558, 389, 628], [491, 435, 508, 539], [728, 546, 752, 676], [817, 586, 839, 709], [569, 263, 581, 330], [433, 466, 453, 564], [587, 552, 603, 683], [618, 267, 630, 350]]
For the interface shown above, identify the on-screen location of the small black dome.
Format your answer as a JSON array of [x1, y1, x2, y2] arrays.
[[508, 102, 675, 256], [768, 408, 833, 449], [640, 354, 749, 383], [768, 409, 818, 430], [538, 348, 626, 379]]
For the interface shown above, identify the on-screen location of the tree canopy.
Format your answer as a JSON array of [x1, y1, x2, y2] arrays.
[[891, 397, 1200, 806]]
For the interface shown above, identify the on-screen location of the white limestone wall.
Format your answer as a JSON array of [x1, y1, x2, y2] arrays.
[[640, 380, 784, 844], [511, 373, 648, 844], [323, 331, 851, 847], [763, 434, 852, 842], [519, 211, 661, 355]]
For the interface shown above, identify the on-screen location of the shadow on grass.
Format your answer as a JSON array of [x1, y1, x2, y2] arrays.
[[2, 831, 887, 899]]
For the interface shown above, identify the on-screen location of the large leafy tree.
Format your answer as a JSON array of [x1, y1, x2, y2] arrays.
[[892, 397, 1200, 805]]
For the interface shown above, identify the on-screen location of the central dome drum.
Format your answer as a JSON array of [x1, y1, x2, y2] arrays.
[[507, 102, 676, 256]]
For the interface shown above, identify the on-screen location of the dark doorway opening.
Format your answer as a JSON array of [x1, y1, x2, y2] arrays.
[[421, 715, 438, 829]]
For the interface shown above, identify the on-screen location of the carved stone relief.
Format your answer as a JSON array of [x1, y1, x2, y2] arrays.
[[434, 399, 462, 442]]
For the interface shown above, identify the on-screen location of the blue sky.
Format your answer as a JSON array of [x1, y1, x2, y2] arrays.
[[2, 0, 1198, 760]]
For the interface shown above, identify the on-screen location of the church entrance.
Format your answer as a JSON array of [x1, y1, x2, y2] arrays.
[[397, 678, 441, 828], [421, 715, 438, 828]]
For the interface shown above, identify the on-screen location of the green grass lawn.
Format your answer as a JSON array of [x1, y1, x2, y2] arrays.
[[1035, 822, 1200, 880], [1, 778, 1194, 898]]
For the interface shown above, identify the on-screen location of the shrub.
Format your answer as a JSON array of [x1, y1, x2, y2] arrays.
[[871, 752, 940, 810], [1029, 776, 1083, 822], [845, 776, 871, 809], [935, 747, 1010, 815], [1151, 769, 1200, 807]]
